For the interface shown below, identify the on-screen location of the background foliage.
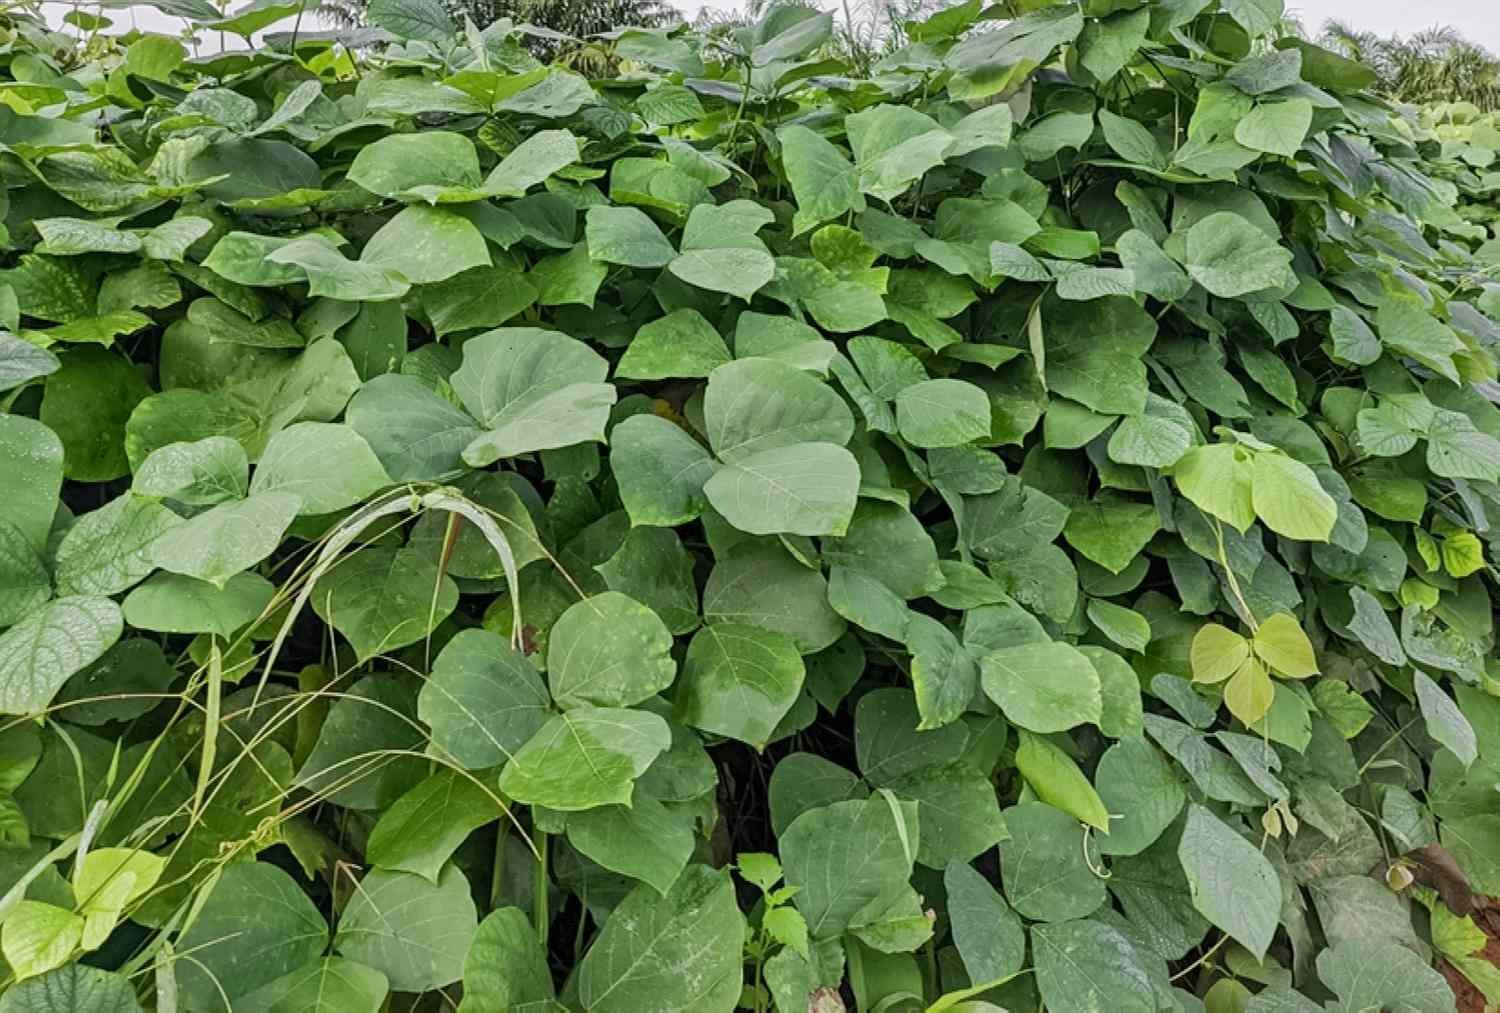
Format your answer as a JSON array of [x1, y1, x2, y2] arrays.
[[0, 0, 1498, 1010]]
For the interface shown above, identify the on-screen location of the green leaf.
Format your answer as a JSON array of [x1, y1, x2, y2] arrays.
[[585, 206, 676, 268], [0, 596, 122, 715], [531, 243, 606, 307], [496, 706, 670, 811], [1234, 98, 1313, 157], [1310, 677, 1375, 739], [1184, 212, 1294, 298], [703, 442, 860, 537], [547, 592, 675, 709], [346, 374, 481, 482], [149, 492, 300, 586], [0, 333, 61, 394], [1014, 729, 1109, 831], [1041, 293, 1157, 415], [187, 298, 305, 349], [1063, 495, 1161, 575], [35, 217, 140, 256], [452, 327, 615, 467], [361, 205, 491, 285], [1251, 452, 1337, 541], [74, 847, 165, 947], [704, 358, 854, 462], [998, 801, 1105, 921], [295, 674, 425, 810], [824, 501, 942, 600], [203, 232, 315, 288], [575, 865, 744, 1012], [1328, 306, 1380, 365], [980, 641, 1101, 733], [617, 309, 732, 380], [1177, 804, 1280, 959], [133, 436, 248, 505], [1426, 409, 1500, 481], [419, 628, 551, 770], [595, 526, 699, 635], [884, 760, 1006, 867], [893, 379, 991, 448], [347, 131, 480, 202], [781, 795, 915, 939], [1223, 0, 1284, 36], [421, 263, 537, 337], [1173, 444, 1256, 532], [943, 861, 1024, 985], [1032, 919, 1156, 1013], [141, 217, 211, 261], [53, 493, 181, 597], [177, 863, 329, 1010], [497, 71, 596, 118], [458, 909, 555, 1013], [1095, 738, 1186, 857], [1317, 939, 1455, 1013], [1085, 599, 1150, 653], [0, 522, 51, 629], [56, 638, 175, 726], [828, 566, 907, 641], [677, 623, 805, 749], [268, 239, 411, 302], [565, 792, 695, 895], [669, 246, 776, 303], [310, 545, 458, 663], [847, 104, 954, 201], [0, 416, 62, 557], [1414, 669, 1477, 768], [335, 865, 476, 993], [122, 571, 273, 638], [962, 477, 1071, 560], [854, 687, 968, 785], [1098, 109, 1166, 167], [779, 124, 864, 235], [40, 347, 151, 482], [238, 958, 389, 1013], [366, 0, 454, 41], [609, 415, 717, 527], [1, 902, 82, 980], [703, 543, 844, 654], [366, 770, 505, 882], [1442, 815, 1500, 895], [1078, 8, 1149, 84], [249, 422, 389, 515], [0, 964, 142, 1012]]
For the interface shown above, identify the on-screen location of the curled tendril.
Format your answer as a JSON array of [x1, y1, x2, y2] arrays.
[[1082, 825, 1111, 880]]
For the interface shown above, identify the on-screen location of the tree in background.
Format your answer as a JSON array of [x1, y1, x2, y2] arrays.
[[693, 0, 952, 75], [1319, 21, 1500, 110], [323, 0, 678, 45]]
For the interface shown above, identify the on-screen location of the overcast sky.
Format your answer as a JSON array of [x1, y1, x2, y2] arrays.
[[41, 0, 1500, 55]]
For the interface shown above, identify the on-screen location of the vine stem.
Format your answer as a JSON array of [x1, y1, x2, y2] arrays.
[[1212, 517, 1259, 633], [1170, 933, 1229, 983], [490, 816, 508, 909], [534, 830, 549, 947]]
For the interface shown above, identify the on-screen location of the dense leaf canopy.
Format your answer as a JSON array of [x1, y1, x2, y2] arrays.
[[0, 0, 1498, 1009]]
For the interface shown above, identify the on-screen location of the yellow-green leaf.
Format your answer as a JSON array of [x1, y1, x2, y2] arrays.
[[1223, 657, 1274, 725], [1251, 613, 1317, 678], [1191, 623, 1250, 685]]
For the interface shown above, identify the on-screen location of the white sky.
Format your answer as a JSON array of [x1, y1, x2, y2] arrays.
[[1285, 0, 1500, 50], [41, 0, 1500, 55]]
